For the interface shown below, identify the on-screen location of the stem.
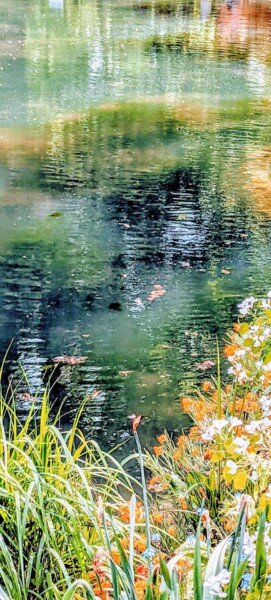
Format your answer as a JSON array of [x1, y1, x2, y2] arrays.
[[134, 430, 152, 582]]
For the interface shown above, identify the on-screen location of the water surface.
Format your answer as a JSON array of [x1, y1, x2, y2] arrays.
[[1, 0, 271, 449]]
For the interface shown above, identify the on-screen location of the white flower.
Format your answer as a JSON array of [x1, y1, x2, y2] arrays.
[[243, 532, 256, 566], [267, 291, 271, 298], [261, 299, 271, 310], [237, 371, 249, 384], [232, 436, 249, 454], [238, 296, 257, 316], [245, 420, 260, 435], [202, 419, 228, 441], [228, 417, 243, 430], [226, 460, 238, 475], [204, 569, 230, 598]]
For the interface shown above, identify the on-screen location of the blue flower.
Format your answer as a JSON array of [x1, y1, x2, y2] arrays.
[[151, 533, 161, 543], [240, 572, 252, 592], [186, 534, 196, 543], [142, 547, 156, 559]]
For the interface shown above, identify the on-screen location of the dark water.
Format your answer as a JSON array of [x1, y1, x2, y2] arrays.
[[1, 0, 271, 449]]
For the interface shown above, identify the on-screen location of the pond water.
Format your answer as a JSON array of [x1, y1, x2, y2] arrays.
[[1, 0, 271, 450]]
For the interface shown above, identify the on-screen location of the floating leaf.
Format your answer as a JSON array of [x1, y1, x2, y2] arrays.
[[49, 211, 64, 217], [53, 356, 87, 365]]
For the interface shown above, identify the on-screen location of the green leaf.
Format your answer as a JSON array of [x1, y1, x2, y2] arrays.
[[160, 556, 172, 591], [250, 510, 267, 597], [203, 536, 233, 600], [239, 323, 249, 335], [264, 351, 271, 365], [194, 516, 203, 600], [145, 582, 153, 600]]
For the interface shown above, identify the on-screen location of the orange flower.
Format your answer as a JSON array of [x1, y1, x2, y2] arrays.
[[153, 512, 163, 524], [189, 426, 200, 440], [203, 449, 214, 460], [92, 580, 111, 600], [118, 501, 143, 523], [192, 448, 199, 457], [202, 381, 212, 392], [181, 397, 193, 412], [176, 557, 190, 576], [134, 535, 147, 552], [225, 384, 232, 394], [153, 445, 163, 456], [136, 564, 148, 579], [111, 548, 121, 564], [233, 323, 240, 332], [224, 344, 239, 357], [134, 579, 147, 599], [179, 497, 188, 510], [157, 434, 167, 444], [167, 526, 176, 537], [173, 449, 182, 461], [177, 435, 187, 450], [194, 400, 207, 421]]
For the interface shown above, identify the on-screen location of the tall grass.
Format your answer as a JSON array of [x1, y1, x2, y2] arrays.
[[0, 389, 138, 599]]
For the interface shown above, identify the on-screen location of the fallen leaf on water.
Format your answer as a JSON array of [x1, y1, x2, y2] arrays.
[[119, 370, 134, 376], [180, 261, 191, 268], [147, 284, 166, 302], [198, 360, 215, 371], [91, 389, 102, 399], [134, 298, 143, 306], [221, 269, 231, 275], [49, 211, 64, 218], [82, 334, 90, 338], [53, 355, 87, 365]]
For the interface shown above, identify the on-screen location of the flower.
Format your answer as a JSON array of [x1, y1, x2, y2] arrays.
[[157, 434, 167, 444], [153, 445, 163, 456], [202, 380, 212, 392], [153, 512, 163, 524], [238, 296, 257, 316], [226, 460, 238, 475], [232, 436, 250, 454], [142, 546, 156, 559], [201, 419, 228, 441], [240, 572, 253, 592], [224, 344, 239, 358], [134, 535, 147, 552], [204, 569, 230, 597], [151, 532, 161, 543], [118, 501, 143, 523], [173, 449, 182, 460], [177, 435, 187, 450], [228, 417, 243, 430]]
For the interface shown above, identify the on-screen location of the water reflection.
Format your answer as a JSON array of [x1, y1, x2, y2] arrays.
[[0, 0, 271, 449]]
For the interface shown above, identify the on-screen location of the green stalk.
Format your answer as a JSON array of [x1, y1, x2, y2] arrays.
[[134, 430, 153, 583]]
